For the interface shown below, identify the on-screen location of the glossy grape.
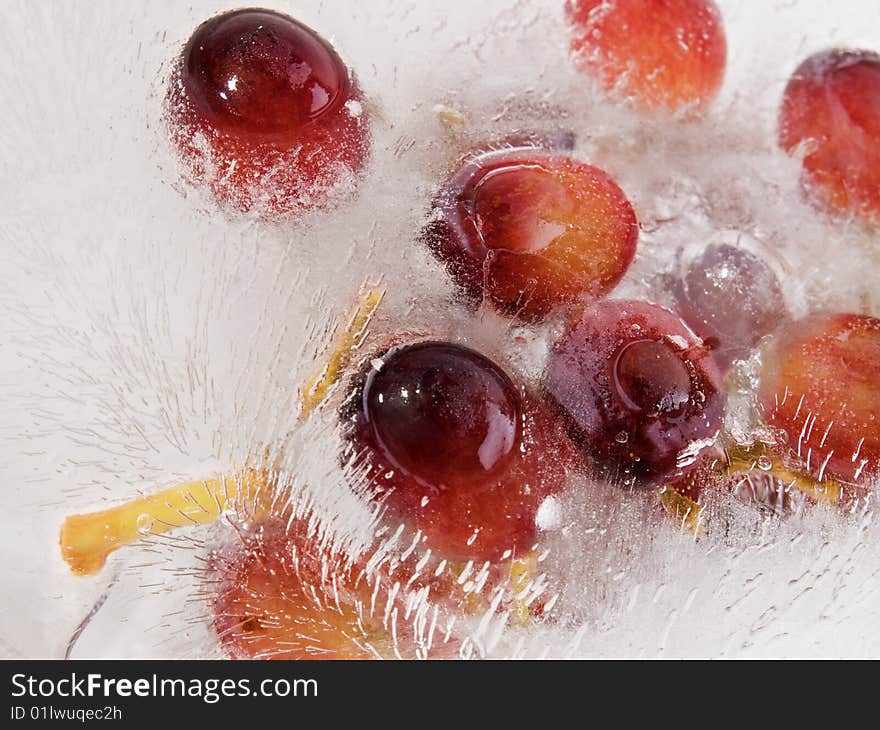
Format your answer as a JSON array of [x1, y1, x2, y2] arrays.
[[167, 8, 369, 214], [545, 300, 726, 486], [344, 341, 572, 561], [425, 147, 638, 320]]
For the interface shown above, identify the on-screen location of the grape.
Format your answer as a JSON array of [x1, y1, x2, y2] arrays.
[[758, 312, 880, 485], [210, 519, 475, 660], [166, 8, 369, 214], [424, 147, 638, 320], [779, 49, 880, 223], [212, 523, 384, 660], [343, 341, 572, 561], [564, 0, 727, 112], [545, 300, 726, 486], [672, 244, 787, 369]]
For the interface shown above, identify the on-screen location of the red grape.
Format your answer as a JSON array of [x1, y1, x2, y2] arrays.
[[167, 8, 369, 214], [672, 244, 787, 370], [758, 313, 880, 485], [212, 523, 385, 660], [211, 519, 475, 660], [545, 300, 726, 486], [343, 341, 572, 562], [564, 0, 727, 112], [779, 49, 880, 223], [424, 147, 638, 320]]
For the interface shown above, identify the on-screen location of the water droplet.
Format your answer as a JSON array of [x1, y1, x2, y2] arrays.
[[616, 431, 629, 443], [757, 455, 773, 471]]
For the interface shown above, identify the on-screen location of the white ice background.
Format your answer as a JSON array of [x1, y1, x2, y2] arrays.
[[1, 0, 879, 658]]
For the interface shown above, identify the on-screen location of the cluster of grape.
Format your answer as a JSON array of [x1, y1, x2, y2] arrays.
[[157, 2, 880, 659]]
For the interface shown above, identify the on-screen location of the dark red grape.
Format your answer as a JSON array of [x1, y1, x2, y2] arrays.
[[344, 341, 572, 562], [424, 147, 638, 320], [362, 343, 520, 485], [672, 244, 787, 369], [167, 8, 369, 214], [545, 300, 726, 487]]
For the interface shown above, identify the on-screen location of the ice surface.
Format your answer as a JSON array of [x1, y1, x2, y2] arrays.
[[1, 0, 879, 658]]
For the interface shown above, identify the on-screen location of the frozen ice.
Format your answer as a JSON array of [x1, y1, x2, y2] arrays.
[[1, 0, 879, 658]]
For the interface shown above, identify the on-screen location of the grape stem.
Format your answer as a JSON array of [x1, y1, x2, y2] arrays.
[[661, 440, 846, 540], [509, 553, 537, 627], [59, 470, 270, 576], [299, 286, 385, 420], [59, 286, 386, 576], [660, 486, 704, 537], [723, 441, 842, 504]]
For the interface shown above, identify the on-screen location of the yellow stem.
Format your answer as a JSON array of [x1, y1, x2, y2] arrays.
[[724, 441, 842, 504], [510, 553, 537, 627], [60, 287, 385, 576], [433, 104, 469, 129], [299, 287, 385, 421], [660, 487, 704, 537], [60, 470, 269, 576], [660, 440, 844, 539]]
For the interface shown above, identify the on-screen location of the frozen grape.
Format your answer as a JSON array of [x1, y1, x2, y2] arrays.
[[343, 341, 572, 562], [545, 300, 726, 486], [212, 523, 386, 660], [672, 244, 787, 369], [758, 313, 880, 485], [424, 147, 638, 320], [779, 49, 880, 223], [210, 522, 469, 660], [564, 0, 727, 112], [166, 8, 369, 214]]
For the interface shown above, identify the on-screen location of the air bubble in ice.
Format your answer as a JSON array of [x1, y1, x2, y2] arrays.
[[136, 514, 153, 535]]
